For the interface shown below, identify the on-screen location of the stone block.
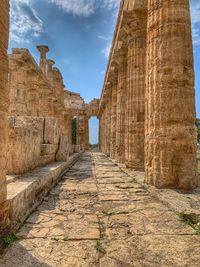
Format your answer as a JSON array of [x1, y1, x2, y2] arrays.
[[44, 117, 59, 145], [56, 135, 69, 162], [40, 144, 58, 156], [7, 126, 41, 175]]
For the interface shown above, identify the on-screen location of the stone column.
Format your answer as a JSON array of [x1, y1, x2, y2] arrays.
[[110, 79, 118, 160], [145, 0, 198, 190], [106, 91, 112, 156], [115, 60, 127, 163], [85, 116, 89, 150], [125, 10, 147, 171], [0, 0, 10, 234], [104, 101, 110, 155], [98, 116, 102, 151], [37, 45, 49, 74], [101, 108, 106, 153], [46, 59, 55, 84]]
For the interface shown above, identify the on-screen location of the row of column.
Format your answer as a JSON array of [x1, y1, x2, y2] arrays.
[[99, 0, 198, 190]]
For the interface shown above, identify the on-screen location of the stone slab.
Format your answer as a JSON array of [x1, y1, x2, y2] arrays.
[[7, 153, 81, 230]]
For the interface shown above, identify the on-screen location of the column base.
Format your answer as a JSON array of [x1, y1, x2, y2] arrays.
[[126, 160, 144, 171]]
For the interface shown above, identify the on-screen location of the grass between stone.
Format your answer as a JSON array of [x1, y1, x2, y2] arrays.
[[3, 233, 18, 247], [178, 210, 200, 236], [95, 220, 107, 263]]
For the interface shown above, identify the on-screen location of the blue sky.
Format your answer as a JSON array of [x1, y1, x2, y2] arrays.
[[9, 0, 200, 144]]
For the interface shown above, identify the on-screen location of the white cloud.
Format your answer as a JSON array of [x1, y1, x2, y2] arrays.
[[49, 0, 94, 17], [10, 0, 43, 43], [101, 42, 112, 58], [49, 0, 119, 17], [190, 0, 200, 45]]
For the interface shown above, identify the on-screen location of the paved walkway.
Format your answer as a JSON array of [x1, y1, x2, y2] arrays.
[[1, 152, 200, 266]]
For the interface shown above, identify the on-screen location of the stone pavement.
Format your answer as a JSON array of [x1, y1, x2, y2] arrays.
[[0, 152, 200, 267]]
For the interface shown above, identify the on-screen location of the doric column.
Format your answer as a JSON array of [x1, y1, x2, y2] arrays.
[[0, 0, 10, 234], [104, 92, 112, 155], [101, 108, 106, 153], [84, 116, 89, 150], [106, 91, 112, 156], [46, 59, 55, 84], [37, 45, 49, 74], [98, 116, 102, 151], [114, 50, 127, 163], [145, 0, 198, 190], [110, 75, 118, 160], [124, 9, 147, 170]]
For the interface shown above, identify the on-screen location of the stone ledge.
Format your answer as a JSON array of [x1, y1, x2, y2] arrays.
[[112, 159, 200, 216], [6, 153, 81, 230]]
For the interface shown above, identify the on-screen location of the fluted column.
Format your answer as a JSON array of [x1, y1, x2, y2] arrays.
[[37, 45, 49, 74], [104, 92, 112, 155], [0, 0, 10, 234], [116, 61, 127, 163], [110, 80, 118, 160], [98, 116, 102, 151], [125, 10, 147, 171], [46, 59, 55, 84], [145, 0, 198, 190], [101, 109, 106, 153], [85, 116, 89, 150], [106, 91, 112, 156]]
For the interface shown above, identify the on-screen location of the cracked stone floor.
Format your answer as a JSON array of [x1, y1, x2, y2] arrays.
[[1, 152, 200, 267]]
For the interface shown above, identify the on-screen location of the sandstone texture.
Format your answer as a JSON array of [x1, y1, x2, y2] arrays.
[[99, 0, 198, 190], [1, 152, 200, 266], [0, 0, 10, 236]]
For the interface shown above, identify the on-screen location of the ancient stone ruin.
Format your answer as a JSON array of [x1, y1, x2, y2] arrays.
[[99, 0, 198, 190], [0, 0, 199, 259]]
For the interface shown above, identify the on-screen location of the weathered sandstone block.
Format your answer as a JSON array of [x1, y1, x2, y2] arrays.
[[44, 117, 59, 145], [56, 135, 69, 161]]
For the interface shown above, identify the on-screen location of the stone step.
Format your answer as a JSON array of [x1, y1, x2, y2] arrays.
[[7, 153, 81, 231]]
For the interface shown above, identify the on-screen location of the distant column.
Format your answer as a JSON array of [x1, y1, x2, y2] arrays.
[[46, 59, 55, 84], [110, 78, 118, 160], [125, 10, 147, 171], [104, 92, 112, 156], [37, 45, 49, 74], [145, 0, 198, 190], [115, 59, 127, 163]]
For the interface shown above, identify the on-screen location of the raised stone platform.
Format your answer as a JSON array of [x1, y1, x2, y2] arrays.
[[7, 153, 81, 231], [117, 165, 200, 217]]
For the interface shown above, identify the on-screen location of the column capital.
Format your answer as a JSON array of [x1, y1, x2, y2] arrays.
[[37, 45, 49, 54], [46, 59, 55, 67]]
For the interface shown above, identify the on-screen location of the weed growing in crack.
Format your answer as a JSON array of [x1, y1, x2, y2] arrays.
[[194, 223, 200, 236], [95, 240, 106, 254], [178, 210, 193, 227], [95, 221, 107, 262], [178, 210, 200, 235], [99, 222, 106, 239], [3, 233, 17, 246], [51, 237, 59, 241], [102, 210, 113, 216], [63, 236, 69, 241]]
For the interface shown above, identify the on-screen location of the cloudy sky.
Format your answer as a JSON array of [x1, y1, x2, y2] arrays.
[[9, 0, 200, 144]]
